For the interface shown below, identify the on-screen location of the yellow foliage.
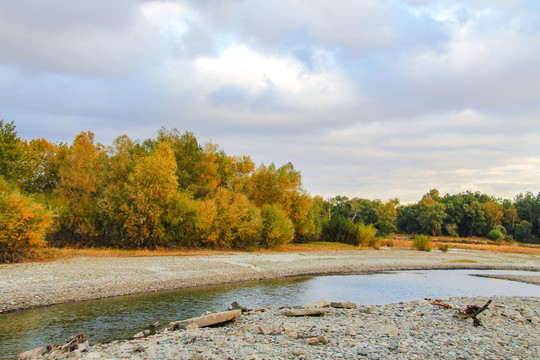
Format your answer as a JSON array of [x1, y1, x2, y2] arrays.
[[0, 179, 53, 262]]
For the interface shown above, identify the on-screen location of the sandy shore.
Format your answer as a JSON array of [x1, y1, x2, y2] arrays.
[[1, 248, 539, 313]]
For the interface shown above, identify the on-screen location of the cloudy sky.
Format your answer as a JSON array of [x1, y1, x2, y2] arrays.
[[1, 0, 539, 202]]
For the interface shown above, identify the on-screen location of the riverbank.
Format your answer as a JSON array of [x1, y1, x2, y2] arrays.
[[1, 248, 539, 313], [45, 296, 540, 359]]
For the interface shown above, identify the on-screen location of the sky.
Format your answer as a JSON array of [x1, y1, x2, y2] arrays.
[[1, 0, 539, 203]]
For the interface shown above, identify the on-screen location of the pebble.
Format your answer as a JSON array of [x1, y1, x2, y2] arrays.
[[31, 296, 538, 360]]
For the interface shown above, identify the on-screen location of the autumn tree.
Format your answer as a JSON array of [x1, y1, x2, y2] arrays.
[[196, 188, 262, 248], [0, 178, 53, 262], [53, 132, 106, 245]]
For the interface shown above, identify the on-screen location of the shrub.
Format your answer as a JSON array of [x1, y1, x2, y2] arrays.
[[438, 244, 449, 253], [260, 204, 295, 248], [384, 238, 394, 248], [358, 222, 379, 248], [0, 179, 53, 262], [486, 228, 505, 241], [322, 216, 360, 246], [412, 235, 431, 252]]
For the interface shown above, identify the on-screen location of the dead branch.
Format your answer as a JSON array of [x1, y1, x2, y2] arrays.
[[431, 299, 492, 327]]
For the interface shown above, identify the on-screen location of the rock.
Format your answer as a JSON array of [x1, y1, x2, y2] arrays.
[[384, 325, 399, 336], [144, 345, 157, 360], [133, 331, 145, 339], [190, 353, 204, 360], [67, 349, 81, 358], [387, 340, 398, 351], [364, 307, 373, 314], [303, 300, 330, 308], [330, 302, 357, 309], [256, 326, 273, 335], [16, 347, 45, 360], [308, 336, 329, 345], [85, 353, 101, 360], [279, 308, 327, 317], [77, 343, 87, 352], [345, 327, 356, 336], [186, 323, 199, 330], [288, 331, 299, 339], [292, 348, 304, 356], [170, 309, 242, 330]]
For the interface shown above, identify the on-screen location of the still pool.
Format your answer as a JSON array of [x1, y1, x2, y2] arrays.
[[1, 269, 539, 358]]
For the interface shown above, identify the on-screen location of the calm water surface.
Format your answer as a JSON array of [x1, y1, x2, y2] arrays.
[[1, 269, 539, 358]]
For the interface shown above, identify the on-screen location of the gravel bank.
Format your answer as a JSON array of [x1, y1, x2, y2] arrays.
[[471, 274, 540, 285], [60, 296, 540, 359], [1, 249, 539, 313]]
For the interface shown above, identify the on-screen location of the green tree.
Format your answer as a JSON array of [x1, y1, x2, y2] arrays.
[[260, 204, 295, 248], [417, 197, 447, 236]]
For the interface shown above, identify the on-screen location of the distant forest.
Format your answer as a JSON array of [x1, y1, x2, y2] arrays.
[[1, 120, 539, 262]]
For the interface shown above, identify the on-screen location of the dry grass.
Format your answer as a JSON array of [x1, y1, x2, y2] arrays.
[[392, 234, 540, 255], [26, 237, 540, 263]]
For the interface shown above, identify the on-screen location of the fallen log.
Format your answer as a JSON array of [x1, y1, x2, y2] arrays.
[[279, 308, 327, 317], [169, 309, 242, 330], [432, 299, 492, 326]]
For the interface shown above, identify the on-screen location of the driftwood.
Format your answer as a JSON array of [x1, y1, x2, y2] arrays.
[[432, 299, 492, 326]]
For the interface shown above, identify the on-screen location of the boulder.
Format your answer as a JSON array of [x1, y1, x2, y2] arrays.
[[169, 309, 242, 330], [16, 347, 44, 360]]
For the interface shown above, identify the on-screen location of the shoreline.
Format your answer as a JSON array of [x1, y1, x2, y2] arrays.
[[19, 295, 540, 360], [1, 248, 539, 313]]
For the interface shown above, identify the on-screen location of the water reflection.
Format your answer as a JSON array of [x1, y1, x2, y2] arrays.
[[1, 269, 538, 359]]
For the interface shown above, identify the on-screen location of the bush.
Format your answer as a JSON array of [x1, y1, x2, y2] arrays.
[[260, 204, 295, 248], [358, 222, 379, 248], [322, 216, 360, 246], [384, 238, 394, 248], [0, 179, 53, 262], [438, 244, 449, 253], [412, 235, 432, 252], [486, 228, 505, 241]]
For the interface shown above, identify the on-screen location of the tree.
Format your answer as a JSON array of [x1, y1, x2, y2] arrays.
[[54, 132, 106, 245], [417, 198, 447, 236], [196, 188, 262, 248], [0, 120, 28, 183], [260, 204, 295, 248], [374, 200, 397, 236], [0, 178, 53, 262]]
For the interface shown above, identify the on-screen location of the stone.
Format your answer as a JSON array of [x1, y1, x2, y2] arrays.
[[288, 331, 299, 339], [133, 331, 145, 339], [16, 347, 45, 360], [170, 309, 242, 330], [364, 307, 373, 314], [67, 349, 81, 358], [384, 325, 399, 336], [144, 345, 157, 360], [345, 327, 356, 336], [308, 336, 329, 345], [279, 308, 327, 317], [85, 353, 101, 360], [387, 340, 398, 351], [330, 302, 357, 309], [303, 300, 331, 308], [77, 343, 87, 352], [256, 326, 273, 335], [190, 354, 204, 360], [293, 348, 304, 356]]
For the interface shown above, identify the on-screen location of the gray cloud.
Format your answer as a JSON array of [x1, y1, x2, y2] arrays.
[[1, 0, 539, 202]]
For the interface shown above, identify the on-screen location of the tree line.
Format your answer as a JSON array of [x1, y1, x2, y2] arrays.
[[1, 120, 539, 262]]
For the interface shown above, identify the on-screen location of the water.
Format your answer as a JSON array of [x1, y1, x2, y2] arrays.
[[1, 269, 538, 358]]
